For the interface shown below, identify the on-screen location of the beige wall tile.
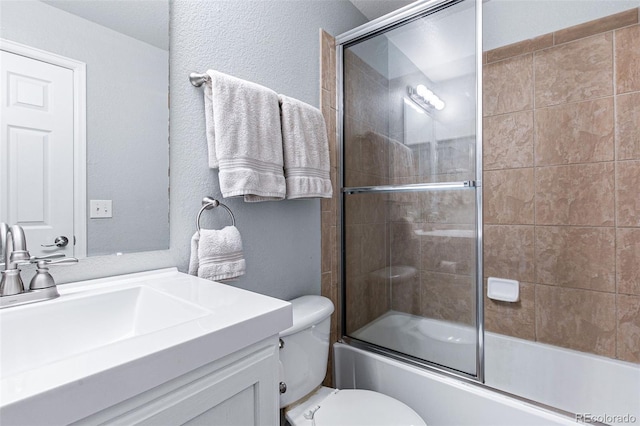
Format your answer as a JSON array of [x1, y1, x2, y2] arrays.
[[616, 24, 640, 94], [343, 52, 389, 135], [345, 272, 390, 333], [483, 54, 533, 116], [617, 294, 640, 363], [344, 225, 362, 279], [328, 107, 337, 168], [535, 98, 614, 166], [420, 189, 476, 225], [484, 281, 536, 340], [361, 223, 388, 273], [321, 271, 333, 301], [321, 178, 336, 214], [484, 225, 535, 282], [343, 129, 366, 187], [388, 191, 419, 223], [535, 163, 615, 226], [483, 111, 534, 170], [420, 232, 475, 275], [345, 192, 386, 226], [390, 140, 419, 180], [616, 92, 640, 160], [420, 271, 475, 325], [321, 211, 332, 273], [320, 30, 332, 92], [345, 274, 367, 333], [534, 33, 612, 107], [536, 285, 616, 357], [364, 273, 390, 323], [391, 222, 420, 268], [484, 168, 535, 225], [329, 46, 336, 110], [391, 268, 421, 315], [361, 131, 390, 178], [535, 226, 615, 292], [554, 9, 638, 45], [616, 160, 640, 227], [331, 225, 338, 282], [344, 195, 363, 226], [486, 34, 553, 63], [617, 228, 640, 296]]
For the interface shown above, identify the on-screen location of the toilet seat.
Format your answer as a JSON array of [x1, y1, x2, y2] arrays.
[[285, 387, 426, 426]]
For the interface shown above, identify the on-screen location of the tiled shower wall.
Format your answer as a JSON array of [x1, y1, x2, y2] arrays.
[[483, 9, 640, 363], [342, 48, 392, 333], [320, 30, 339, 386], [321, 8, 640, 374]]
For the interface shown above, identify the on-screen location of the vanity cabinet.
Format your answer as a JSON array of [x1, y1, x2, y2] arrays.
[[73, 337, 280, 426]]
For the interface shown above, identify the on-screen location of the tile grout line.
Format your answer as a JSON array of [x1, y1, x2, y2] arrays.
[[484, 90, 635, 122]]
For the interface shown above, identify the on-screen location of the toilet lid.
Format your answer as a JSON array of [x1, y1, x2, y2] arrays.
[[308, 389, 426, 426]]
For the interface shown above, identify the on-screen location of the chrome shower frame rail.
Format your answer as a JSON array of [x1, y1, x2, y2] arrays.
[[336, 0, 484, 383]]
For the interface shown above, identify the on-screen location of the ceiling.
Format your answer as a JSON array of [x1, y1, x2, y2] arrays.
[[41, 0, 168, 50], [349, 0, 416, 21]]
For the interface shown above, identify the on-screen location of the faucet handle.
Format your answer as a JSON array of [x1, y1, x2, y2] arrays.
[[37, 258, 78, 267], [12, 253, 66, 267], [30, 253, 66, 262], [30, 258, 78, 290]]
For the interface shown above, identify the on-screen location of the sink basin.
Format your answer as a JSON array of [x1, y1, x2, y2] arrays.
[[0, 268, 292, 425], [1, 286, 210, 378]]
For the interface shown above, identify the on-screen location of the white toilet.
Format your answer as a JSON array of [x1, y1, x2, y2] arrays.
[[279, 295, 426, 426]]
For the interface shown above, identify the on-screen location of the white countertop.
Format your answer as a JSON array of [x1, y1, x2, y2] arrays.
[[0, 268, 292, 425]]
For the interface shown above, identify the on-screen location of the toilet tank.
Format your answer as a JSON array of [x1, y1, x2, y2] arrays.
[[279, 295, 334, 407]]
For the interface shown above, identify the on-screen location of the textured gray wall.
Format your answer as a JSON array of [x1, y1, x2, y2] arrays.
[[169, 0, 366, 300], [0, 1, 170, 256], [484, 0, 640, 50], [6, 0, 366, 301]]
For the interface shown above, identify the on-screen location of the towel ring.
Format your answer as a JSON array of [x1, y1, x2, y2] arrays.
[[196, 196, 236, 232]]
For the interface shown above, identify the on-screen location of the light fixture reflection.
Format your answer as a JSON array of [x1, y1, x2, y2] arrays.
[[408, 85, 445, 111]]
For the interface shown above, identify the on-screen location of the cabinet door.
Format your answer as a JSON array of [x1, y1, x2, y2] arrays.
[[88, 341, 279, 426]]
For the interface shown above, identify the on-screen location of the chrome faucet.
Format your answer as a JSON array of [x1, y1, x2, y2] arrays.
[[1, 222, 78, 308], [0, 223, 31, 296]]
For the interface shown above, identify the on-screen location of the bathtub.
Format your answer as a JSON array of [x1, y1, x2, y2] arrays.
[[336, 311, 640, 425]]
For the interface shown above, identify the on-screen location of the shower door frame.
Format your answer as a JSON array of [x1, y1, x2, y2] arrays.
[[336, 0, 484, 382]]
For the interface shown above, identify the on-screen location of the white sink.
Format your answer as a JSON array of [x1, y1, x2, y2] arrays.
[[1, 286, 210, 378], [0, 268, 292, 425]]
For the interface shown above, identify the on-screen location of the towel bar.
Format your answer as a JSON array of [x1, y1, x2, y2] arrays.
[[189, 72, 210, 87], [196, 196, 236, 232]]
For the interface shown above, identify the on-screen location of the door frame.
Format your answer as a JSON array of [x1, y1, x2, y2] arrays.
[[0, 38, 87, 258]]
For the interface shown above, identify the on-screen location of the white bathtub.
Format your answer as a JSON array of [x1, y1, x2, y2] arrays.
[[338, 311, 640, 426]]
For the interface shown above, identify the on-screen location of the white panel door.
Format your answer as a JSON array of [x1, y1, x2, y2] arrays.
[[1, 50, 74, 258]]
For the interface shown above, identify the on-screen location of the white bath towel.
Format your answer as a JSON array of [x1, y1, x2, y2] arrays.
[[188, 226, 246, 282], [204, 70, 285, 202], [278, 94, 333, 199]]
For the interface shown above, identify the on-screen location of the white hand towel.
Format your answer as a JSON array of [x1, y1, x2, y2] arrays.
[[278, 94, 332, 199], [204, 70, 286, 202], [188, 226, 246, 282]]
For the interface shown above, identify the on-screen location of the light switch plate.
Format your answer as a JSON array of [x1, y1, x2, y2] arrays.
[[90, 200, 112, 218]]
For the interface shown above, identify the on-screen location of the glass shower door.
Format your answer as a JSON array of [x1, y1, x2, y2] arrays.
[[339, 0, 482, 378]]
